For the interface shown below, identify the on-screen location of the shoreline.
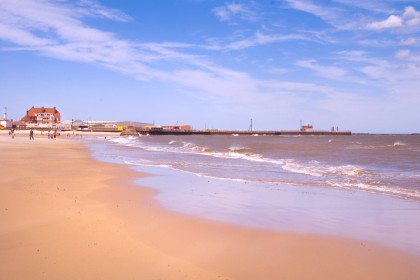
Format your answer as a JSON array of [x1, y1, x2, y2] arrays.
[[116, 163, 420, 254], [1, 135, 420, 279], [0, 129, 122, 138]]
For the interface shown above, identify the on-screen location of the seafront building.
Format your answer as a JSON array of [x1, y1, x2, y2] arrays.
[[13, 106, 61, 129], [3, 105, 150, 132], [70, 120, 150, 132]]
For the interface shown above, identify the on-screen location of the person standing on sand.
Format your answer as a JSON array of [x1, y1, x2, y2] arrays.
[[11, 130, 15, 139], [29, 129, 34, 140]]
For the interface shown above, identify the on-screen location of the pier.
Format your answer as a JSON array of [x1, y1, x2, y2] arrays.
[[135, 128, 351, 136]]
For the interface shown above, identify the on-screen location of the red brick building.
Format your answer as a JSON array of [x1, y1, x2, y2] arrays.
[[15, 106, 61, 128]]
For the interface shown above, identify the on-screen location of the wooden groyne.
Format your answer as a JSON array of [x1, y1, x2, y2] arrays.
[[135, 128, 351, 136]]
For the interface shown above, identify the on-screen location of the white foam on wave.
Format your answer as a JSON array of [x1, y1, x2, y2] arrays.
[[125, 159, 248, 183], [281, 159, 367, 179], [228, 145, 251, 153], [327, 181, 420, 200], [329, 165, 366, 177], [393, 141, 406, 147], [195, 172, 248, 183], [175, 142, 371, 182], [112, 140, 419, 201], [111, 138, 370, 182], [108, 137, 134, 144], [124, 160, 172, 169], [281, 160, 324, 177], [182, 142, 212, 153]]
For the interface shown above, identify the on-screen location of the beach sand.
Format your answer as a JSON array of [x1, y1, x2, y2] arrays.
[[1, 134, 420, 280]]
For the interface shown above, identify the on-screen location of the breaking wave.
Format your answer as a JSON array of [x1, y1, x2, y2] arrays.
[[106, 136, 420, 201], [393, 141, 406, 147]]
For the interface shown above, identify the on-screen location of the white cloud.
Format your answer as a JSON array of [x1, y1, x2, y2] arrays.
[[337, 50, 389, 69], [295, 59, 348, 79], [284, 0, 370, 30], [213, 6, 230, 21], [337, 50, 367, 57], [213, 3, 256, 22], [360, 58, 419, 83], [403, 6, 420, 26], [400, 37, 417, 46], [262, 80, 333, 95], [0, 0, 207, 81], [367, 6, 420, 31], [0, 0, 280, 107], [0, 22, 54, 46], [332, 0, 392, 14], [286, 0, 330, 19], [223, 32, 311, 50], [395, 49, 410, 59], [76, 0, 131, 22], [367, 15, 403, 30]]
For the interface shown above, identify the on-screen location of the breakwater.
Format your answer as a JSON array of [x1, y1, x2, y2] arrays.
[[135, 128, 351, 136]]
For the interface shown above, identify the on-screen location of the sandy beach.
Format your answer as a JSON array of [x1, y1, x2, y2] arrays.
[[1, 134, 420, 280]]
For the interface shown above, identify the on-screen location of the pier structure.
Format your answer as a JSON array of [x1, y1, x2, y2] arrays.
[[135, 128, 351, 136]]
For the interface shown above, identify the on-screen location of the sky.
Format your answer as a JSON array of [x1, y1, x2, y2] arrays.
[[0, 0, 420, 133]]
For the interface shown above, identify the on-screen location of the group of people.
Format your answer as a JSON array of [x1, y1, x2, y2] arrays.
[[47, 131, 57, 139], [8, 129, 58, 140]]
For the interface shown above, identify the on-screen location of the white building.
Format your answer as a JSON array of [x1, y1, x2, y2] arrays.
[[0, 107, 12, 129]]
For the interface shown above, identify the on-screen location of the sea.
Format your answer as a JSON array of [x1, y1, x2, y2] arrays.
[[86, 134, 420, 255]]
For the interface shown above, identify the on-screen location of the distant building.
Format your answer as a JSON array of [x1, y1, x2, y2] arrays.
[[162, 124, 192, 131], [0, 119, 12, 129], [141, 124, 192, 132], [300, 124, 314, 132], [0, 107, 13, 129], [15, 106, 61, 128]]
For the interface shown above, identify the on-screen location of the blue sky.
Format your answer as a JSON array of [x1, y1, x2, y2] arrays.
[[0, 0, 419, 133]]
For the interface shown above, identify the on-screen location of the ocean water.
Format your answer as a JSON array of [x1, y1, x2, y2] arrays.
[[87, 134, 420, 254]]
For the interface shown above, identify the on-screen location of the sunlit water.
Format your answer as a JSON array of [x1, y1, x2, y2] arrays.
[[86, 134, 420, 255]]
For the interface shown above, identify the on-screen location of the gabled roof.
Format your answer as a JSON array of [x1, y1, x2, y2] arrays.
[[21, 106, 61, 122]]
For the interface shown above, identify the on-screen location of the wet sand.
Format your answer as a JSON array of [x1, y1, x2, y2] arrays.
[[1, 134, 420, 280]]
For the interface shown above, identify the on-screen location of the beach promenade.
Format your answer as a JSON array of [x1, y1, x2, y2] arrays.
[[1, 133, 420, 280]]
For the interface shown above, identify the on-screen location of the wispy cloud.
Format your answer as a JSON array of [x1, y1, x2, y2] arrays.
[[0, 0, 280, 106], [400, 37, 418, 46], [0, 0, 219, 82], [222, 31, 312, 50], [395, 49, 411, 59], [213, 2, 257, 22], [283, 0, 364, 30], [332, 0, 393, 14], [0, 0, 124, 45], [295, 59, 348, 79], [75, 0, 132, 22]]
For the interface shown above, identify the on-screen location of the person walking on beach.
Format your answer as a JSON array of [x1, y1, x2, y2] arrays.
[[29, 129, 34, 140], [11, 129, 15, 139]]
